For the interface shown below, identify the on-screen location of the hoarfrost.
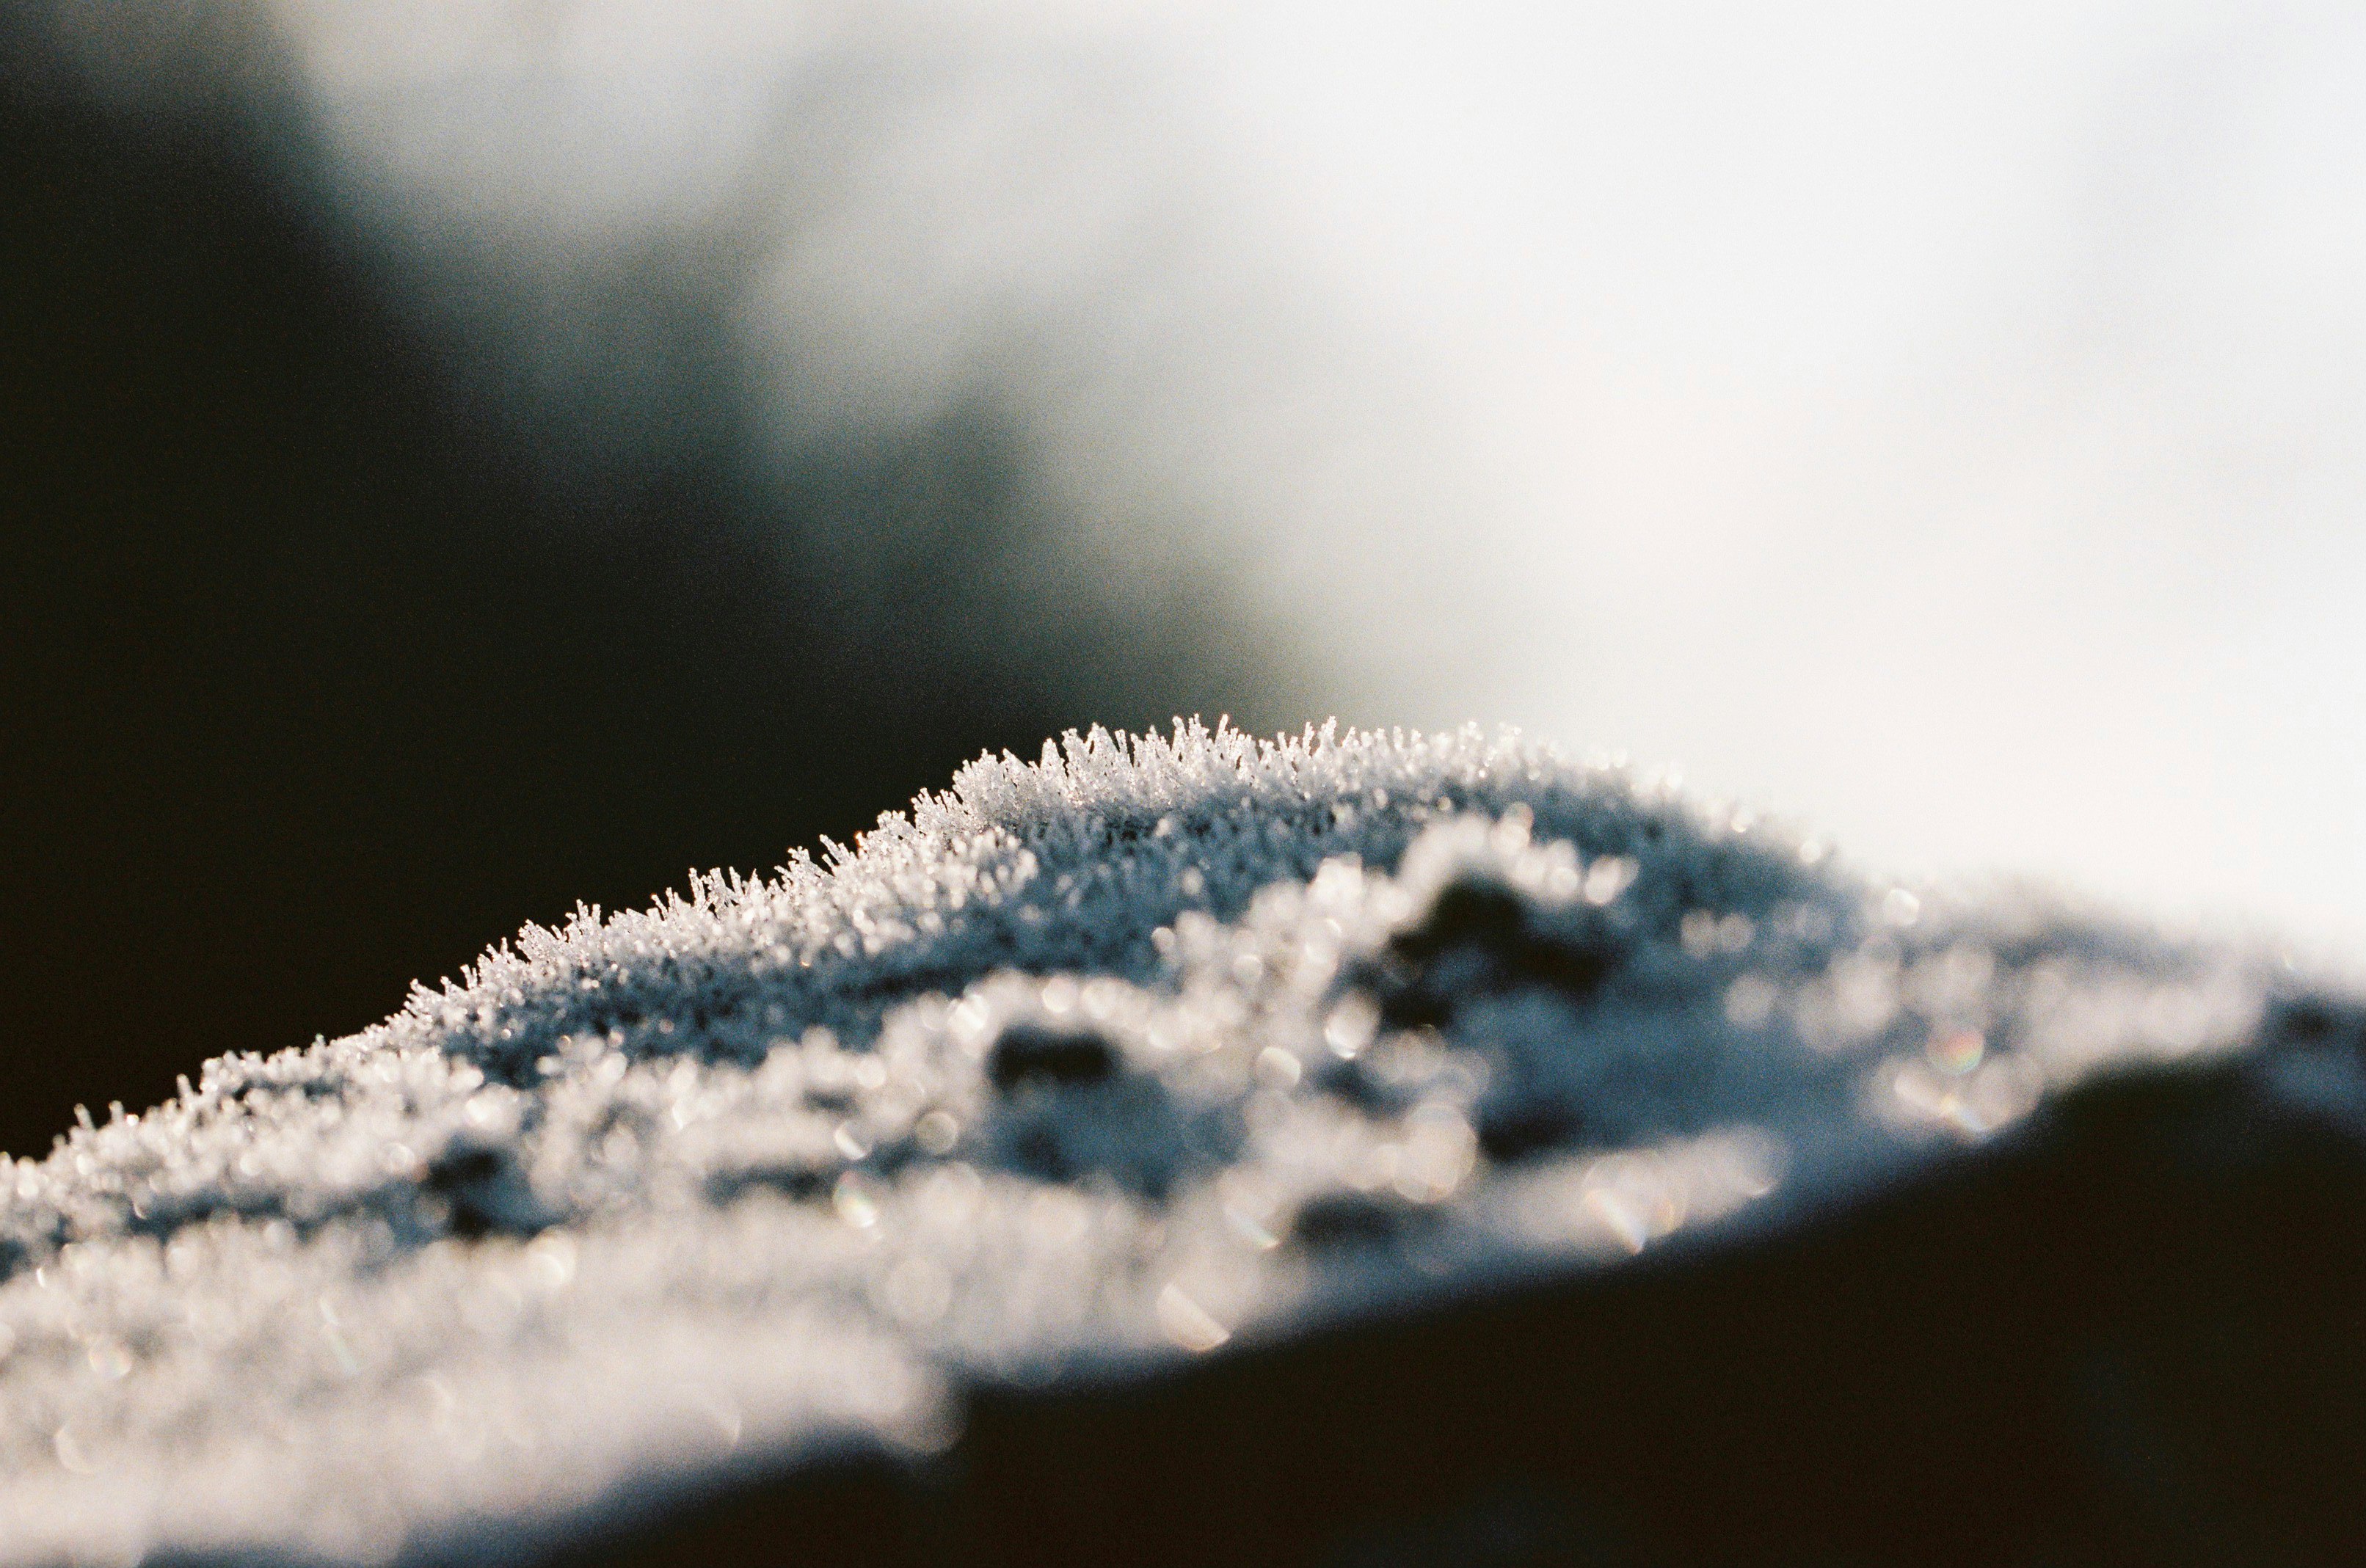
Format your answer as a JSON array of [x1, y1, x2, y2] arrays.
[[0, 722, 2334, 1564]]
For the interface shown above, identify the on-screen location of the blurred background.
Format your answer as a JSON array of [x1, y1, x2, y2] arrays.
[[3, 0, 2360, 1159]]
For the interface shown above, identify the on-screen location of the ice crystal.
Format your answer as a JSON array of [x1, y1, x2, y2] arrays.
[[0, 723, 2321, 1564]]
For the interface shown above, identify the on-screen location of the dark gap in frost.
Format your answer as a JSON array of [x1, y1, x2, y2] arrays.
[[1355, 876, 1617, 1031], [1289, 1189, 1438, 1252], [986, 1026, 1119, 1092], [1472, 1100, 1587, 1165]]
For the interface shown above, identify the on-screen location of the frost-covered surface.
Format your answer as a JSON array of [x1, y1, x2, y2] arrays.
[[0, 723, 2315, 1565]]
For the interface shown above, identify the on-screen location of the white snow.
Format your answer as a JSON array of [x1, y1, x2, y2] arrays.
[[0, 723, 2296, 1564]]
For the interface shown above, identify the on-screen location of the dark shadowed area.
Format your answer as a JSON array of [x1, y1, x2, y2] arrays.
[[0, 18, 1297, 1160]]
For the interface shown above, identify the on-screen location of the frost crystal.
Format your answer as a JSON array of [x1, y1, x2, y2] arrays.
[[0, 723, 2338, 1564]]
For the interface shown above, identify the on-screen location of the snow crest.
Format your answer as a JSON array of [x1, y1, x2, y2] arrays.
[[0, 723, 2296, 1564]]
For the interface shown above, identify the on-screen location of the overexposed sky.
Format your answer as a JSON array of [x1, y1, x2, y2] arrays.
[[1186, 0, 2366, 961]]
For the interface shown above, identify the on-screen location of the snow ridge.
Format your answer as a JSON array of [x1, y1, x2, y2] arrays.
[[0, 722, 2290, 1564]]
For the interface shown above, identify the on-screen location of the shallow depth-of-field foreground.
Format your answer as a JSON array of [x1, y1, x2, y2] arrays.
[[3, 723, 2359, 1566]]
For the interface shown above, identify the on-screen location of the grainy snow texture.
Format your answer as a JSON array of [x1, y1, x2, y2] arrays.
[[0, 724, 2342, 1565]]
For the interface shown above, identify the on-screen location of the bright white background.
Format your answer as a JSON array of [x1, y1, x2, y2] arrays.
[[1188, 0, 2366, 963], [272, 0, 2366, 963]]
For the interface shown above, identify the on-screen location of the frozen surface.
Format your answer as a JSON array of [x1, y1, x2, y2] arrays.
[[0, 723, 2320, 1564]]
